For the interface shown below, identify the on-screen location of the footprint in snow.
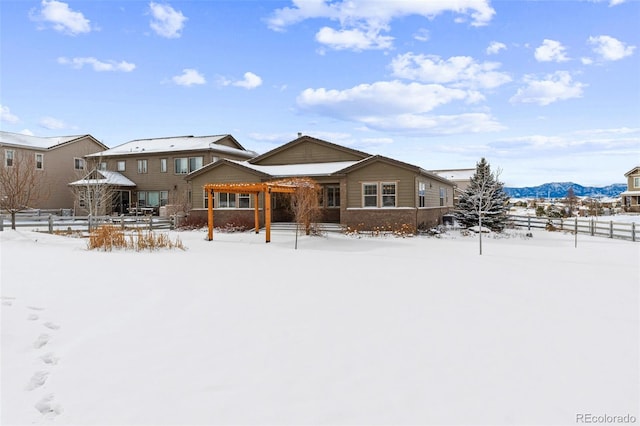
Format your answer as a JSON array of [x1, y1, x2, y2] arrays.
[[35, 394, 62, 417], [40, 352, 59, 365], [43, 322, 60, 330], [33, 333, 50, 349], [25, 371, 49, 391]]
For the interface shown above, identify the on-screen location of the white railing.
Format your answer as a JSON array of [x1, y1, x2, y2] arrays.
[[0, 214, 175, 233], [507, 215, 637, 242]]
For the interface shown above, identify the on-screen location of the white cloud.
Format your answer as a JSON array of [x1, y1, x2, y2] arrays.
[[29, 0, 92, 35], [390, 53, 511, 89], [20, 129, 35, 136], [510, 71, 586, 106], [534, 39, 570, 62], [172, 69, 206, 86], [588, 35, 635, 61], [149, 2, 187, 38], [413, 28, 430, 42], [57, 57, 136, 72], [296, 80, 504, 134], [315, 27, 393, 51], [360, 112, 505, 134], [232, 72, 263, 90], [486, 41, 506, 55], [0, 105, 20, 124], [39, 116, 67, 130], [585, 0, 626, 6], [266, 0, 495, 51]]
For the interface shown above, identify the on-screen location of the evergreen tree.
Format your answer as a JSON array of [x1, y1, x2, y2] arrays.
[[455, 158, 510, 232]]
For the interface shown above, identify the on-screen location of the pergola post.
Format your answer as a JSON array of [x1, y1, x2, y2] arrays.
[[207, 189, 214, 241], [254, 192, 260, 234], [265, 188, 272, 243]]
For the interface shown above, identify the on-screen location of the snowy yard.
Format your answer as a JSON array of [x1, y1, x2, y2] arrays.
[[1, 227, 638, 425]]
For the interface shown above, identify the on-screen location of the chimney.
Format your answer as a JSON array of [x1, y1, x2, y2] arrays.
[[297, 132, 302, 137]]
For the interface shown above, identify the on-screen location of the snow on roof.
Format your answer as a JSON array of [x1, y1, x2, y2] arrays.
[[69, 170, 136, 187], [87, 135, 255, 158], [228, 160, 359, 177], [432, 169, 475, 181], [0, 131, 84, 149]]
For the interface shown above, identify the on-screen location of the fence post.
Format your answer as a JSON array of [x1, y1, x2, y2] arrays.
[[560, 218, 563, 231], [632, 222, 636, 242], [527, 217, 531, 231], [0, 214, 3, 232], [574, 217, 578, 248], [590, 218, 594, 236], [48, 215, 53, 234], [609, 221, 613, 239], [88, 214, 92, 233], [121, 214, 125, 230], [149, 216, 153, 231]]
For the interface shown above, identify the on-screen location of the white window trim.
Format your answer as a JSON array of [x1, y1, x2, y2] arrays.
[[35, 153, 44, 170], [117, 160, 126, 172], [362, 182, 378, 208], [74, 157, 85, 170], [4, 149, 14, 167], [137, 159, 148, 174]]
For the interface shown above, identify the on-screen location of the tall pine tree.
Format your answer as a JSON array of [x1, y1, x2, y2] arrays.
[[455, 158, 510, 232]]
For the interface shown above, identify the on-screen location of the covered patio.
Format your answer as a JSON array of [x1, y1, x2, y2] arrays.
[[203, 180, 300, 243]]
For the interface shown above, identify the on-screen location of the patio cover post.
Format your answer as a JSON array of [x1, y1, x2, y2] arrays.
[[207, 189, 214, 241], [254, 192, 260, 234], [265, 188, 271, 243]]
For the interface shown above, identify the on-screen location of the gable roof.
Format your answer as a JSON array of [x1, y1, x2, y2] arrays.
[[69, 170, 136, 187], [87, 134, 256, 159], [248, 135, 370, 165], [338, 155, 455, 185], [0, 131, 107, 151], [185, 158, 272, 181], [624, 166, 640, 177]]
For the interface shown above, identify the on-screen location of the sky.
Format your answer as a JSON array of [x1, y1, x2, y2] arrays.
[[0, 0, 639, 187]]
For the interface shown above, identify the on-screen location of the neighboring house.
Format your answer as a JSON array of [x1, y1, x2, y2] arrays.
[[621, 166, 640, 212], [0, 131, 108, 211], [432, 168, 475, 205], [83, 134, 256, 215], [186, 135, 455, 230]]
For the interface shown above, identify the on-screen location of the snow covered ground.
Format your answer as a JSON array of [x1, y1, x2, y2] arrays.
[[1, 227, 638, 425]]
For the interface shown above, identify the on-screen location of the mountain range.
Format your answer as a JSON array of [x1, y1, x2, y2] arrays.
[[504, 182, 626, 199]]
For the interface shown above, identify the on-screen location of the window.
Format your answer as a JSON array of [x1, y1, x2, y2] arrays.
[[5, 150, 14, 167], [634, 177, 640, 188], [203, 190, 214, 208], [137, 159, 148, 174], [439, 188, 446, 206], [418, 182, 426, 208], [117, 160, 126, 171], [35, 153, 44, 170], [381, 183, 396, 207], [136, 191, 168, 208], [160, 158, 167, 173], [238, 193, 251, 208], [175, 156, 204, 174], [327, 186, 340, 207], [218, 192, 236, 208], [74, 158, 85, 170], [98, 161, 107, 171], [363, 183, 378, 207], [174, 158, 188, 174], [189, 156, 203, 172]]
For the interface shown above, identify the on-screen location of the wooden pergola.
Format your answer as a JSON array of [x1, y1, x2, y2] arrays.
[[203, 181, 297, 243]]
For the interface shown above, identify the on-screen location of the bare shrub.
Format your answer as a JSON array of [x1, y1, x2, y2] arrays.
[[88, 225, 185, 251]]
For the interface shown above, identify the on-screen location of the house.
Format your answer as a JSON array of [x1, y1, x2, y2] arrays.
[[0, 131, 108, 211], [621, 166, 640, 212], [431, 168, 475, 204], [82, 134, 256, 215], [186, 135, 455, 231]]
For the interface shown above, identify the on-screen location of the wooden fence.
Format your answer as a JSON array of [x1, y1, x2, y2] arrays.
[[508, 215, 637, 242], [0, 213, 175, 233]]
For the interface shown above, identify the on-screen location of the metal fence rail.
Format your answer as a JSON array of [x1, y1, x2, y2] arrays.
[[0, 214, 175, 233], [508, 215, 637, 242]]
